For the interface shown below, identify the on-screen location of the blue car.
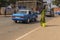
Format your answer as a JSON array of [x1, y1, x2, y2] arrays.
[[56, 11, 60, 15], [12, 9, 38, 23]]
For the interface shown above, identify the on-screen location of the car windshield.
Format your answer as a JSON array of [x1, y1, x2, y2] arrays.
[[17, 10, 27, 14]]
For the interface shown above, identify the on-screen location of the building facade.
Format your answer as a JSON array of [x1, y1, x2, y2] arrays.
[[0, 0, 43, 15], [16, 0, 43, 11]]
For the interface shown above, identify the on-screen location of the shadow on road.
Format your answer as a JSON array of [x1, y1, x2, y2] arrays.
[[46, 25, 60, 27], [15, 20, 40, 24]]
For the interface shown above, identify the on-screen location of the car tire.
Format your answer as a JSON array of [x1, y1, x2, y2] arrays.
[[32, 18, 37, 22], [25, 19, 30, 23], [34, 18, 37, 22], [58, 14, 60, 15], [14, 21, 17, 23]]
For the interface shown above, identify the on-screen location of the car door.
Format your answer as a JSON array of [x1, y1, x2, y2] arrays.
[[32, 12, 38, 19], [28, 11, 33, 19]]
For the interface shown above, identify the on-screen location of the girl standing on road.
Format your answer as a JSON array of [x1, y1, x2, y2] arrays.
[[40, 5, 46, 27]]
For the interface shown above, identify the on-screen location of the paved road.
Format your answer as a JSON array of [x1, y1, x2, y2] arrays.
[[0, 15, 54, 40], [19, 16, 60, 40]]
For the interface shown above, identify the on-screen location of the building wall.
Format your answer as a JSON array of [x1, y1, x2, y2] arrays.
[[0, 0, 43, 15], [1, 7, 5, 15], [17, 0, 43, 11]]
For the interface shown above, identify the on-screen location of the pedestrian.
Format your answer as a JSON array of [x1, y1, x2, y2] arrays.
[[40, 5, 46, 27]]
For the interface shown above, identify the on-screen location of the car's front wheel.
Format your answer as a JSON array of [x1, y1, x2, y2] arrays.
[[14, 21, 17, 23]]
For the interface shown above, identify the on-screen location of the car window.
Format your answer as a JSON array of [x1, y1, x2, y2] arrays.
[[18, 11, 27, 14]]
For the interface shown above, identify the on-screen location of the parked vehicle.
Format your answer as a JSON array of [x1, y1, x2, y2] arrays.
[[12, 9, 38, 23], [56, 11, 60, 15], [54, 8, 60, 15], [46, 8, 54, 17]]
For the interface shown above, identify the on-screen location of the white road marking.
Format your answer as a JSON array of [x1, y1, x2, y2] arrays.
[[16, 27, 41, 40]]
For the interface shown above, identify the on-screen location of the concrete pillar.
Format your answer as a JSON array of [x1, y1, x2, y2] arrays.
[[1, 7, 5, 15]]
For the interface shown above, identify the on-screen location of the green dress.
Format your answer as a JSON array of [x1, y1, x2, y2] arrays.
[[40, 9, 46, 27]]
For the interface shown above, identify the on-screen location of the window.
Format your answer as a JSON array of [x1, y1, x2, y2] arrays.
[[18, 10, 27, 14]]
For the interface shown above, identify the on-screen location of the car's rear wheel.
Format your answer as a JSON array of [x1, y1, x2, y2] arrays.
[[14, 21, 17, 23], [31, 18, 37, 22], [34, 18, 37, 22], [58, 14, 60, 15], [25, 19, 30, 23]]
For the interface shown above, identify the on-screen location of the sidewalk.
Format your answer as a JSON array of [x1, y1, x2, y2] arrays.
[[0, 15, 12, 17], [17, 16, 60, 40]]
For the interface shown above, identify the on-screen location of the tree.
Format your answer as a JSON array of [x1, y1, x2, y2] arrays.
[[0, 0, 17, 7], [9, 0, 17, 4], [0, 0, 10, 7], [53, 0, 60, 6]]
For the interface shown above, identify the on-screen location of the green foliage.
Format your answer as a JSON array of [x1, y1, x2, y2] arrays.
[[54, 0, 60, 5], [0, 0, 17, 7], [9, 0, 17, 4], [0, 0, 10, 7]]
